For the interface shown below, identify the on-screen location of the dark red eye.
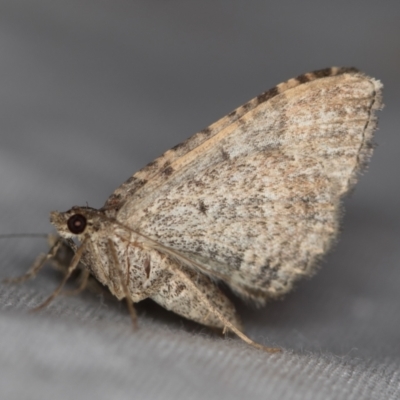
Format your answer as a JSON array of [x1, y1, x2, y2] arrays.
[[67, 214, 87, 234]]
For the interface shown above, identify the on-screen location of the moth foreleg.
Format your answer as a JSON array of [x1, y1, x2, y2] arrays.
[[32, 238, 88, 311], [3, 236, 63, 284], [50, 237, 109, 296]]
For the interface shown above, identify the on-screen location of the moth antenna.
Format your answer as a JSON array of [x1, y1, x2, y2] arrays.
[[3, 237, 63, 284], [31, 238, 88, 311], [0, 233, 49, 239], [107, 238, 138, 330]]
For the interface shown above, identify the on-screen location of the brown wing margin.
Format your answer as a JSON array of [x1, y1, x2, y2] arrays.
[[102, 67, 361, 212]]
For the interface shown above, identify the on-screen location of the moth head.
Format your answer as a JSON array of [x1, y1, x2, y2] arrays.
[[50, 206, 102, 240]]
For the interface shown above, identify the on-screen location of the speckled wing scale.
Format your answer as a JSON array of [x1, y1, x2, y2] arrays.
[[102, 67, 382, 300], [26, 67, 383, 351]]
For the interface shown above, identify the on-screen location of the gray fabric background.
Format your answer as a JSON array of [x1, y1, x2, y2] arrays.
[[0, 1, 399, 399]]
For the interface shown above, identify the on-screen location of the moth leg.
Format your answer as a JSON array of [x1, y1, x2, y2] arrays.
[[152, 259, 280, 353], [47, 235, 76, 273], [3, 236, 63, 284], [107, 239, 138, 330], [32, 239, 88, 311], [49, 237, 109, 296], [61, 267, 90, 296]]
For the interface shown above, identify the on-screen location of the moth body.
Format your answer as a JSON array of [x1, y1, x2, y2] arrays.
[[50, 207, 241, 330]]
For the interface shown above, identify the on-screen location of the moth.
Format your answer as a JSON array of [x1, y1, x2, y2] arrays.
[[8, 67, 383, 352]]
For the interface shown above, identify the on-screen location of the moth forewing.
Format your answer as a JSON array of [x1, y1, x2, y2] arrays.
[[112, 69, 382, 305]]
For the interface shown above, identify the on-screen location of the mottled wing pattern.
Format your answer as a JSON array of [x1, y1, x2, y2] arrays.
[[104, 68, 382, 304], [104, 68, 351, 211]]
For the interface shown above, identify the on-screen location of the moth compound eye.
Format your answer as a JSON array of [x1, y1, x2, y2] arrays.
[[67, 214, 87, 234]]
